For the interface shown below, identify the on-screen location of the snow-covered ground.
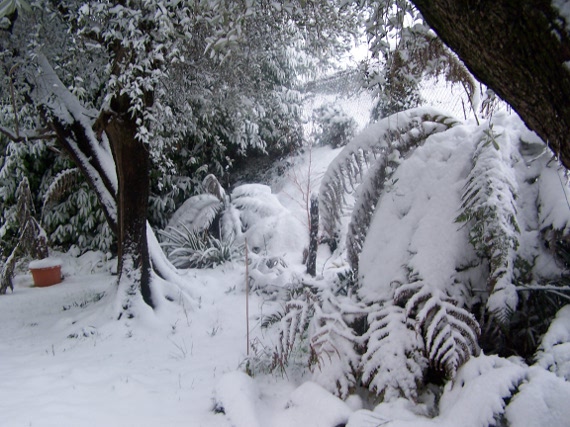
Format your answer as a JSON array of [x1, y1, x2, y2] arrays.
[[0, 139, 349, 427]]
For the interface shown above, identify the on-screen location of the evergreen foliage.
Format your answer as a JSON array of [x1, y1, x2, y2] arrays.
[[360, 1, 476, 119], [0, 177, 48, 293], [158, 225, 242, 269], [313, 103, 357, 149]]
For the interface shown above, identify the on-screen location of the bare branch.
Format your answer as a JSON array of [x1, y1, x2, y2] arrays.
[[0, 125, 56, 142]]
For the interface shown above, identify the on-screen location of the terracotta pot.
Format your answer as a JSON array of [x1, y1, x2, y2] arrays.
[[30, 264, 62, 287]]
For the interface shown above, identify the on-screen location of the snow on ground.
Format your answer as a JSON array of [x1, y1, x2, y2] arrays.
[[2, 88, 570, 427], [0, 141, 347, 427]]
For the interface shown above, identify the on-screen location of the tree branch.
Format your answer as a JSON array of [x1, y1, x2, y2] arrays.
[[0, 125, 56, 142]]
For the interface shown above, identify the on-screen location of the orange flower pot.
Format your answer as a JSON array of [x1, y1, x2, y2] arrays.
[[29, 259, 63, 287]]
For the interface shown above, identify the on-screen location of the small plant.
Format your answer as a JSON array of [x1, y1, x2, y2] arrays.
[[159, 224, 243, 269]]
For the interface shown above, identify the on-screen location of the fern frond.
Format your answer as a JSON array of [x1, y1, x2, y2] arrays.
[[361, 304, 428, 402], [309, 302, 361, 399], [320, 107, 454, 255], [456, 126, 520, 323], [271, 288, 318, 370], [395, 281, 481, 378], [202, 174, 226, 201], [166, 194, 222, 233]]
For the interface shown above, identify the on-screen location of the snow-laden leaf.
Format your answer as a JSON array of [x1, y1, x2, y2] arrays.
[[456, 124, 520, 322], [395, 282, 480, 378], [361, 304, 427, 401]]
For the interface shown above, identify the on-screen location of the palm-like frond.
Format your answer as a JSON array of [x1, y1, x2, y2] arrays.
[[395, 281, 480, 378], [319, 107, 455, 252], [166, 194, 222, 233], [361, 304, 428, 402], [456, 126, 520, 322]]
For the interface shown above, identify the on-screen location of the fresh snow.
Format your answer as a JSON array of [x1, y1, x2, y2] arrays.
[[2, 95, 570, 426], [29, 257, 63, 269]]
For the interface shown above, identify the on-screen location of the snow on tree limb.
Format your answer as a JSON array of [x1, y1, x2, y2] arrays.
[[35, 53, 118, 228]]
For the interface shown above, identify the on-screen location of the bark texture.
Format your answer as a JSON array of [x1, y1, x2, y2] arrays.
[[411, 0, 570, 168], [106, 109, 153, 310]]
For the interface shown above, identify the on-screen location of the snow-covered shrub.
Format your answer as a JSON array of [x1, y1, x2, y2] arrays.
[[313, 103, 357, 149], [1, 177, 49, 293], [0, 140, 113, 255], [357, 110, 570, 372], [158, 225, 243, 269], [164, 174, 295, 261]]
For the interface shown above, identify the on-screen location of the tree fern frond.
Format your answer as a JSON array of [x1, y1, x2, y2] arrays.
[[309, 304, 360, 399], [319, 107, 454, 259], [202, 173, 225, 201], [361, 304, 427, 402], [395, 281, 481, 378], [271, 287, 318, 371], [456, 125, 520, 323]]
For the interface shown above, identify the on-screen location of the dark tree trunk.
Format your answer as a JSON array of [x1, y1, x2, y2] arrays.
[[106, 110, 153, 312], [410, 0, 570, 168], [306, 195, 319, 277]]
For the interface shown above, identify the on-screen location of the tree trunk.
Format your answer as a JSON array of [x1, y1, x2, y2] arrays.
[[306, 195, 319, 277], [410, 0, 570, 168], [106, 111, 154, 314]]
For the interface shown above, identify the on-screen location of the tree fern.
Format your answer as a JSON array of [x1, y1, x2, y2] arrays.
[[309, 292, 361, 399], [395, 281, 480, 378], [456, 125, 520, 323], [361, 303, 428, 402], [346, 113, 456, 274], [319, 107, 455, 252]]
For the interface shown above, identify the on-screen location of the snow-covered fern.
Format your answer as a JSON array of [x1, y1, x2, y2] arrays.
[[319, 107, 455, 252], [42, 168, 82, 211], [270, 287, 318, 371], [456, 125, 520, 323], [361, 303, 428, 402], [395, 281, 481, 378], [346, 113, 456, 273], [309, 292, 362, 399], [166, 175, 286, 244]]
